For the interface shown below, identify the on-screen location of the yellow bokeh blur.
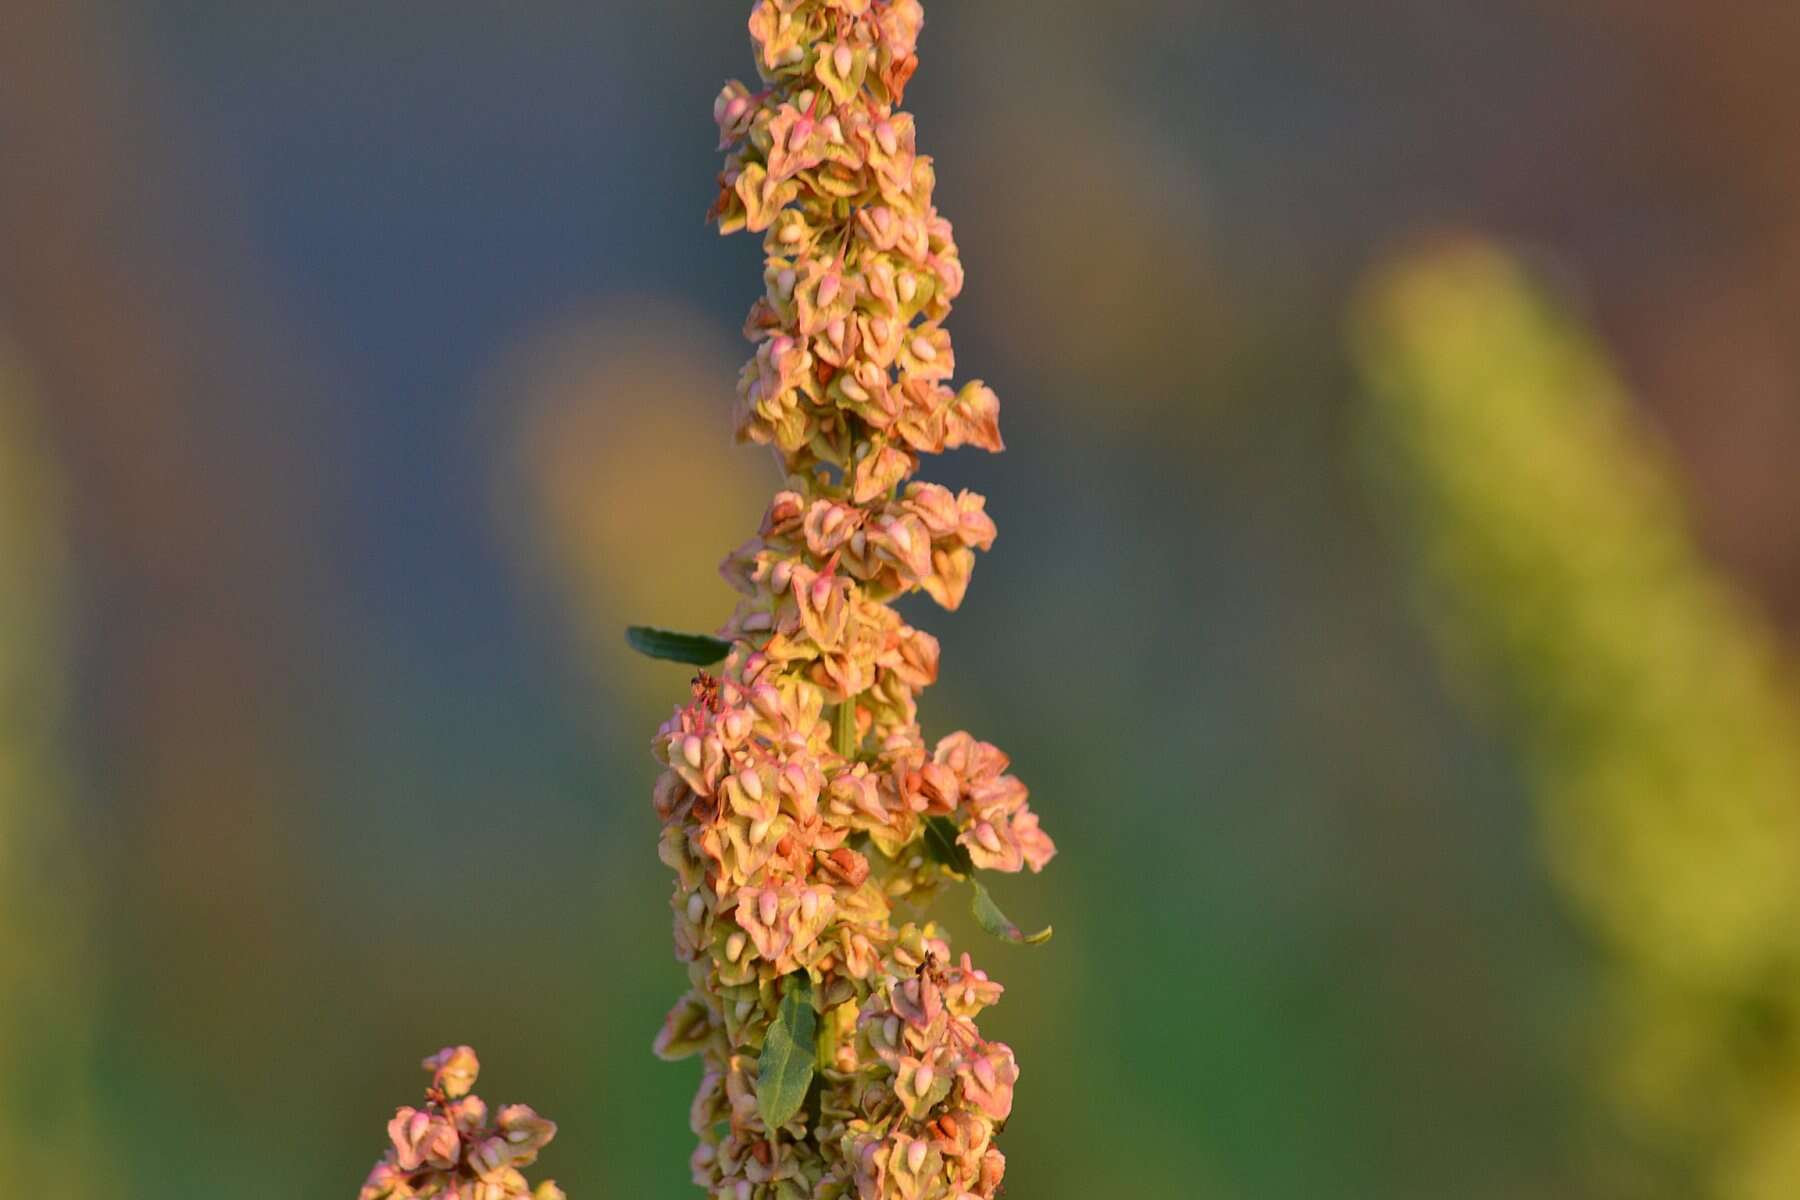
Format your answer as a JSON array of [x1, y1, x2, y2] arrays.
[[0, 344, 110, 1197], [489, 299, 779, 707]]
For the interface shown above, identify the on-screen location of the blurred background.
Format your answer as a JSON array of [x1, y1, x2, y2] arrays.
[[5, 2, 1800, 1197]]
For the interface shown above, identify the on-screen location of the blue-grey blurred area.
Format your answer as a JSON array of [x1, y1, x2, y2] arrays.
[[3, 2, 1799, 1197]]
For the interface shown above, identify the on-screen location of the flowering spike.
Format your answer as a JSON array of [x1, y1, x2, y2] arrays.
[[655, 3, 1056, 1196]]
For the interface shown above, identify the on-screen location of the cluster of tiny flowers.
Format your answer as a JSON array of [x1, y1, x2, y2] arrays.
[[359, 1047, 566, 1200], [651, 3, 1055, 1199]]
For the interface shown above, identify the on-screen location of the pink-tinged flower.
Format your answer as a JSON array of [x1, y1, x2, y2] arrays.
[[495, 1105, 557, 1166], [878, 624, 939, 692], [910, 760, 960, 814], [389, 1107, 460, 1172], [898, 483, 959, 538], [941, 954, 1005, 1016], [815, 38, 866, 103], [895, 1045, 956, 1118], [885, 1134, 944, 1200], [851, 442, 915, 505], [929, 1109, 992, 1171], [722, 765, 779, 826], [846, 1125, 890, 1198], [933, 732, 1010, 786], [826, 762, 914, 851], [747, 2, 804, 74], [856, 313, 907, 373], [868, 512, 934, 585], [789, 563, 854, 652], [977, 1148, 1006, 1194], [655, 990, 717, 1062], [959, 1045, 1019, 1123], [764, 104, 828, 183], [907, 485, 993, 550], [895, 324, 953, 383], [714, 81, 759, 149], [732, 163, 799, 233], [753, 331, 812, 406], [467, 1136, 515, 1183], [446, 1095, 490, 1137], [423, 1045, 481, 1100], [920, 544, 977, 611], [890, 972, 945, 1031], [803, 498, 863, 558], [949, 768, 1056, 876], [819, 845, 872, 888], [734, 881, 837, 971], [943, 381, 1004, 452], [960, 814, 1022, 874], [877, 0, 925, 60], [794, 260, 859, 337], [471, 1167, 535, 1200], [814, 313, 863, 372], [1013, 809, 1057, 873], [885, 380, 945, 455], [359, 1160, 415, 1200]]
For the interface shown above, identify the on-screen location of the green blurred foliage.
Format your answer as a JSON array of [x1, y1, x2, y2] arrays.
[[1353, 241, 1800, 1198], [0, 347, 112, 1196]]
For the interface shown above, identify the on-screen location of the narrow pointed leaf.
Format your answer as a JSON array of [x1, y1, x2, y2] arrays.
[[971, 880, 1053, 946], [922, 815, 974, 876], [922, 816, 1050, 944], [625, 626, 731, 666], [756, 972, 817, 1129]]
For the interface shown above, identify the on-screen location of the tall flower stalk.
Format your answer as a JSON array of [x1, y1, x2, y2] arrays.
[[638, 3, 1056, 1197]]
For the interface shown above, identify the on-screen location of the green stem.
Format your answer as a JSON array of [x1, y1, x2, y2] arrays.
[[833, 697, 858, 759]]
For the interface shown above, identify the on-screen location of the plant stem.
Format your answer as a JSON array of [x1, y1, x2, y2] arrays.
[[834, 698, 857, 759]]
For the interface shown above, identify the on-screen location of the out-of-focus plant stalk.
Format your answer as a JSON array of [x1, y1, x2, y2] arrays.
[[1352, 240, 1800, 1198], [0, 347, 110, 1197]]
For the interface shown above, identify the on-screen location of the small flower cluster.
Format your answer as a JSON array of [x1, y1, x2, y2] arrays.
[[651, 3, 1054, 1198], [359, 1047, 566, 1200]]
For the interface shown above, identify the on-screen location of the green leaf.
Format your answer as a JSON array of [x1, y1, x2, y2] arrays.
[[971, 880, 1053, 946], [756, 972, 818, 1130], [920, 817, 1051, 945], [922, 815, 974, 876], [625, 626, 731, 666]]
